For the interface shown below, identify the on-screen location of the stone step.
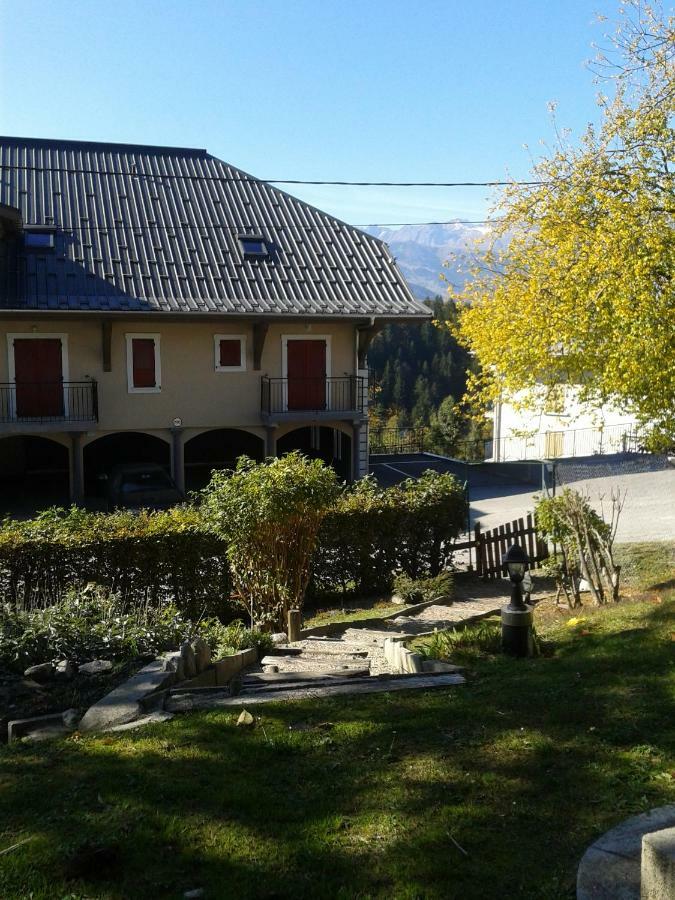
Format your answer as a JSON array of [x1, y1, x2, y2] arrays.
[[166, 672, 466, 712], [243, 669, 370, 684], [260, 655, 369, 671]]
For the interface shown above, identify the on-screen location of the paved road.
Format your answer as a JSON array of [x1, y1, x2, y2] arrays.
[[470, 467, 675, 543], [370, 452, 675, 544]]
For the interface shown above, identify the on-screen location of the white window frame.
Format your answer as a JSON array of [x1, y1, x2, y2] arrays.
[[214, 334, 247, 373], [6, 332, 70, 419], [125, 333, 161, 394], [280, 334, 332, 412]]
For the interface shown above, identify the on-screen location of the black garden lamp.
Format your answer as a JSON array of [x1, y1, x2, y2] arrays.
[[500, 543, 533, 656]]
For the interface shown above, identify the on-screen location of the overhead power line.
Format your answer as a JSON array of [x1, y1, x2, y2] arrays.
[[22, 219, 497, 234], [0, 160, 539, 188]]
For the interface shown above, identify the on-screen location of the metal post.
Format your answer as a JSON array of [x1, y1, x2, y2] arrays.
[[501, 579, 533, 657]]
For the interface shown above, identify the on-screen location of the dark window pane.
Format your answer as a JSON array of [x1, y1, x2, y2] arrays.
[[25, 231, 55, 248], [219, 339, 242, 368], [132, 338, 156, 388]]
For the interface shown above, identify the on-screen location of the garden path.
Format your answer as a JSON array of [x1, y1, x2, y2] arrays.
[[166, 579, 530, 712]]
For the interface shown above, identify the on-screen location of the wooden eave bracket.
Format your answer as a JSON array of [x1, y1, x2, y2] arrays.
[[253, 322, 269, 371], [357, 323, 384, 369], [101, 321, 112, 372]]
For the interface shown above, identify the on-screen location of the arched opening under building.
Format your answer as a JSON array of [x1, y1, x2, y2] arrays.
[[184, 428, 265, 492], [276, 426, 351, 481], [0, 435, 70, 516], [83, 431, 171, 502]]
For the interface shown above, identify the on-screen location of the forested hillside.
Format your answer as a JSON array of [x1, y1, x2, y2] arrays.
[[368, 298, 474, 442]]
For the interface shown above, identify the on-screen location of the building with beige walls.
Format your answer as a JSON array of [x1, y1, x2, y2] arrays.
[[0, 136, 428, 509]]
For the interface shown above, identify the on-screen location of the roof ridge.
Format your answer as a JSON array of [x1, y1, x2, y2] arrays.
[[0, 135, 208, 157]]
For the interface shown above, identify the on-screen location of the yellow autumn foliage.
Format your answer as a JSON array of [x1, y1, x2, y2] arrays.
[[454, 3, 674, 445]]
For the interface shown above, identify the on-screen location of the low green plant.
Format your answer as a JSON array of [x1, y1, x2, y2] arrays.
[[0, 583, 188, 671], [419, 620, 503, 662], [393, 571, 453, 605], [197, 618, 274, 659], [419, 619, 545, 662]]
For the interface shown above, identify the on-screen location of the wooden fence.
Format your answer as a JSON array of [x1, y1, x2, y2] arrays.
[[452, 512, 549, 580]]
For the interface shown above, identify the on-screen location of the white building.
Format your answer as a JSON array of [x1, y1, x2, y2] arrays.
[[487, 388, 639, 461]]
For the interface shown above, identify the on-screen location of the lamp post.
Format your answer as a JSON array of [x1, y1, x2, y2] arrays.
[[501, 543, 533, 657]]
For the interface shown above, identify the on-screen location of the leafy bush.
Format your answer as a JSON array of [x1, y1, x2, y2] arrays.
[[196, 618, 274, 659], [0, 505, 229, 617], [201, 453, 340, 630], [0, 584, 189, 671], [393, 571, 454, 605], [311, 471, 466, 598], [0, 463, 466, 622], [420, 620, 503, 662], [536, 488, 623, 607]]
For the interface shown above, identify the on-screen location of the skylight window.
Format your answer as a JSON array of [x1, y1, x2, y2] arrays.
[[24, 229, 55, 249], [238, 235, 269, 259]]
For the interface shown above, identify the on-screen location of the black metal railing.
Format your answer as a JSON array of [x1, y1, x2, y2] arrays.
[[261, 376, 367, 416], [0, 381, 98, 423]]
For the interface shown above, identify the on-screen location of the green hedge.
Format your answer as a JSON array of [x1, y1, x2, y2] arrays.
[[0, 469, 466, 614], [0, 506, 229, 617], [310, 471, 467, 598]]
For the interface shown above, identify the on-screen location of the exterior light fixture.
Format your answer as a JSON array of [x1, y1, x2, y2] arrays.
[[502, 542, 529, 587]]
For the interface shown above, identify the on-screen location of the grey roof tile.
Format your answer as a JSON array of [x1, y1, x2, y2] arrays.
[[0, 136, 428, 319]]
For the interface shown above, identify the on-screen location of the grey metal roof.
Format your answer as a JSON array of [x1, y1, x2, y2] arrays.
[[0, 136, 429, 319]]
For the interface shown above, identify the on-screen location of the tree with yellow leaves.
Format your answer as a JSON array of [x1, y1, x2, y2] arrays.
[[454, 2, 674, 446]]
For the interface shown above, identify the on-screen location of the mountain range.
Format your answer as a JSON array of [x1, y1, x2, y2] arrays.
[[365, 222, 493, 299]]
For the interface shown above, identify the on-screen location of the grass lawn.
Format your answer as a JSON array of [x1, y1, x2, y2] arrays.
[[1, 552, 674, 899]]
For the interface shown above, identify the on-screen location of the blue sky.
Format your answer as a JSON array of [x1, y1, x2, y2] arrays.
[[1, 0, 618, 224]]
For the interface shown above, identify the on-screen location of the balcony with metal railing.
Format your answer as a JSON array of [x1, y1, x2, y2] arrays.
[[261, 375, 367, 423], [0, 381, 98, 431]]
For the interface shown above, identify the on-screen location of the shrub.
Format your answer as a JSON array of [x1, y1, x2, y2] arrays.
[[420, 620, 503, 662], [0, 505, 229, 617], [201, 453, 340, 630], [536, 488, 623, 608], [393, 571, 454, 605], [0, 583, 189, 672], [311, 471, 466, 598], [196, 619, 274, 659]]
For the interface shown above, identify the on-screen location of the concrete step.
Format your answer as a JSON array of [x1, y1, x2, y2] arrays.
[[260, 655, 369, 671], [166, 672, 466, 712], [243, 669, 370, 684]]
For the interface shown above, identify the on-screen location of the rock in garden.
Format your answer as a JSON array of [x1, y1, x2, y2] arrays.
[[190, 638, 211, 674], [270, 632, 288, 645], [55, 660, 77, 680], [23, 662, 55, 682], [79, 660, 113, 676], [164, 651, 185, 681], [62, 708, 80, 730], [183, 889, 205, 899], [236, 709, 255, 727], [180, 642, 197, 679], [391, 594, 407, 606]]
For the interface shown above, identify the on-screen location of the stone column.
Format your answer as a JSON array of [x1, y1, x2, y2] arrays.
[[352, 420, 362, 482], [69, 432, 84, 504], [171, 428, 185, 492], [265, 425, 276, 459]]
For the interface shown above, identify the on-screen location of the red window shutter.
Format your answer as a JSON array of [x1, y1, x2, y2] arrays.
[[132, 338, 156, 388], [219, 339, 242, 368]]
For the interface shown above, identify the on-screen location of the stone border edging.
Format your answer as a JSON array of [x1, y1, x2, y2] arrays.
[[300, 596, 450, 639], [577, 804, 675, 899], [78, 647, 259, 733]]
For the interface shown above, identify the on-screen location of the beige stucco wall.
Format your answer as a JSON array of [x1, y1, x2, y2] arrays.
[[0, 318, 358, 433]]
